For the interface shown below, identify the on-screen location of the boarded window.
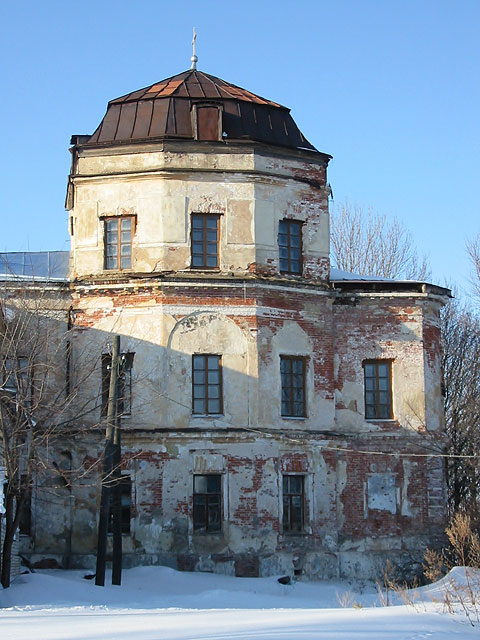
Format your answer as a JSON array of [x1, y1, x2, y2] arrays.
[[196, 106, 221, 141], [364, 360, 393, 419], [367, 473, 397, 514], [283, 475, 304, 532], [193, 474, 221, 532]]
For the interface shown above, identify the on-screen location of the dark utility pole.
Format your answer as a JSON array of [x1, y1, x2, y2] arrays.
[[95, 335, 120, 587], [111, 414, 122, 586]]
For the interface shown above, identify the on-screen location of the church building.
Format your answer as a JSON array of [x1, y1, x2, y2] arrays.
[[13, 64, 448, 579]]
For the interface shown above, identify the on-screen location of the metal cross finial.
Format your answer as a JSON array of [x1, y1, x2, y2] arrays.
[[190, 28, 198, 70]]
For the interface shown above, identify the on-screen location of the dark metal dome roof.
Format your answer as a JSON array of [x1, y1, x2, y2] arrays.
[[87, 69, 318, 152]]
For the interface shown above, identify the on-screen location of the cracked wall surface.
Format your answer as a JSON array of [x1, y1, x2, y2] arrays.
[[19, 139, 449, 580]]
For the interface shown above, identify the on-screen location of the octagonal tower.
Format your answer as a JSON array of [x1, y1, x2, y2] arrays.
[[49, 68, 447, 581]]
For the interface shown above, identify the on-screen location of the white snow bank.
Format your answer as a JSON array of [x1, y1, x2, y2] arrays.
[[0, 566, 478, 640], [0, 566, 375, 610]]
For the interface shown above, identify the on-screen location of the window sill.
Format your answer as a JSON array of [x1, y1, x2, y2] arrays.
[[192, 414, 224, 418], [281, 531, 310, 536], [365, 418, 396, 423], [281, 416, 307, 420], [192, 530, 223, 536]]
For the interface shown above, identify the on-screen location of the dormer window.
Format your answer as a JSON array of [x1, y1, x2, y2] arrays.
[[193, 104, 222, 141]]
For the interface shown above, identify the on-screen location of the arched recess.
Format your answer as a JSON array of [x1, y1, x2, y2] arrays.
[[162, 311, 253, 427]]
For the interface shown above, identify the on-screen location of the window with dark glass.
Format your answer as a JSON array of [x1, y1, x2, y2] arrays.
[[104, 216, 134, 270], [1, 357, 31, 404], [193, 474, 221, 532], [280, 356, 306, 417], [278, 219, 303, 274], [283, 475, 304, 532], [101, 352, 134, 417], [19, 475, 32, 536], [191, 214, 219, 268], [108, 475, 132, 535], [364, 360, 393, 419], [192, 354, 222, 415]]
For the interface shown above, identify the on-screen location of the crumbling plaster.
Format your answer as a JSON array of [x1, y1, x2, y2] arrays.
[[70, 144, 329, 280], [17, 119, 448, 581]]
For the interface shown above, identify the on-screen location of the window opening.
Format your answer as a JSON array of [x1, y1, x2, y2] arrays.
[[283, 475, 304, 532], [280, 356, 306, 417], [108, 475, 132, 535], [193, 474, 221, 532], [364, 360, 393, 419], [191, 214, 219, 269], [278, 219, 303, 274], [19, 474, 32, 536], [104, 216, 134, 270], [1, 357, 31, 406], [192, 354, 222, 415], [195, 105, 222, 141]]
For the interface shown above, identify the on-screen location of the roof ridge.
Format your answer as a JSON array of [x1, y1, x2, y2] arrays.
[[109, 69, 287, 109]]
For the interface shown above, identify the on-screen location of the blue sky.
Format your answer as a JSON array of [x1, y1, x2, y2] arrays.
[[1, 1, 478, 292]]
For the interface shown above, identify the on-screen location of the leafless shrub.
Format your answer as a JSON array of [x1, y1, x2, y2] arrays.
[[336, 590, 361, 609], [423, 513, 480, 626]]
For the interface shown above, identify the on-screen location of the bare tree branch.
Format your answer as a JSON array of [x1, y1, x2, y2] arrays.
[[331, 200, 431, 281], [0, 277, 105, 587], [466, 234, 480, 300]]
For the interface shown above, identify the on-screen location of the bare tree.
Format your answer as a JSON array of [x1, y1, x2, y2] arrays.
[[330, 200, 430, 280], [441, 299, 480, 526], [467, 234, 480, 301], [0, 279, 103, 588], [330, 200, 480, 529]]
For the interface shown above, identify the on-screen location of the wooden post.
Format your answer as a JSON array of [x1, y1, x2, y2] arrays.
[[95, 335, 119, 587], [111, 418, 122, 585]]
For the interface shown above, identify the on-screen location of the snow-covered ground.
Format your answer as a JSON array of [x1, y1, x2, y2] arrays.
[[0, 565, 478, 639]]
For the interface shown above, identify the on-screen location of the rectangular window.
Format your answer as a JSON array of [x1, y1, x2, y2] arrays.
[[108, 475, 132, 535], [364, 360, 393, 419], [104, 216, 134, 270], [19, 475, 32, 536], [283, 475, 304, 533], [193, 474, 221, 532], [278, 219, 303, 274], [191, 214, 219, 269], [101, 353, 134, 417], [280, 356, 306, 417], [195, 105, 221, 141], [192, 354, 222, 415], [1, 357, 31, 404]]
